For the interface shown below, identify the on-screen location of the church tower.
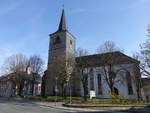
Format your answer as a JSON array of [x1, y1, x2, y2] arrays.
[[48, 9, 76, 64], [45, 9, 76, 96]]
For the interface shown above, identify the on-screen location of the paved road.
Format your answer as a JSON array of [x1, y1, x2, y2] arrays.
[[0, 99, 131, 113], [0, 99, 70, 113]]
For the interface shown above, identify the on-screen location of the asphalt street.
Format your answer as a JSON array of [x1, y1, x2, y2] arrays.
[[0, 99, 131, 113], [0, 99, 68, 113]]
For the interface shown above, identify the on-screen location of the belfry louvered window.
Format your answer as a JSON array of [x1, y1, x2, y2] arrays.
[[54, 36, 61, 44]]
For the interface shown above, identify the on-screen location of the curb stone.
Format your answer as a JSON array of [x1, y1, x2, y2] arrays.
[[62, 103, 147, 112], [36, 102, 101, 112]]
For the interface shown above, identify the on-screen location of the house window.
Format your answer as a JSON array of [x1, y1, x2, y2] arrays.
[[97, 74, 102, 95], [126, 72, 133, 95], [90, 69, 94, 90]]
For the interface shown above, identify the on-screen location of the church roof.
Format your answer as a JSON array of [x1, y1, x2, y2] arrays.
[[76, 51, 139, 68], [58, 9, 67, 31]]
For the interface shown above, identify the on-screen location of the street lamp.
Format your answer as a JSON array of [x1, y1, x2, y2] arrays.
[[69, 81, 72, 104], [55, 77, 58, 106]]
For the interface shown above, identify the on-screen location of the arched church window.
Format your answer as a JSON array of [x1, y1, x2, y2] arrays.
[[90, 69, 94, 90], [97, 74, 103, 95], [126, 72, 133, 95]]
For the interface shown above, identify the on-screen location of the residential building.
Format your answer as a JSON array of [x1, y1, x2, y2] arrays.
[[0, 73, 42, 97]]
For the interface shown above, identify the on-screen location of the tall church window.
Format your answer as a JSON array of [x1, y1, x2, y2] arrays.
[[97, 74, 103, 95], [70, 40, 72, 45], [126, 72, 133, 95], [90, 69, 94, 90]]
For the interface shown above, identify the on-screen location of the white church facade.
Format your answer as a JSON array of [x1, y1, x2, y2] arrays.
[[76, 53, 140, 99], [43, 9, 141, 100]]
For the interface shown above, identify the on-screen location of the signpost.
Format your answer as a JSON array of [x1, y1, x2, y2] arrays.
[[90, 90, 96, 99]]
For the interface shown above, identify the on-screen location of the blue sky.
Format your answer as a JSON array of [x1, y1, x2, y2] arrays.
[[0, 0, 150, 74]]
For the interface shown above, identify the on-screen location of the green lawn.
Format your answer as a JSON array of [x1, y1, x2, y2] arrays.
[[83, 99, 150, 105], [23, 96, 150, 106], [27, 96, 83, 102]]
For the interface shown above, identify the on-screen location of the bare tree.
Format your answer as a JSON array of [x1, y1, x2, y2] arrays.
[[97, 41, 123, 53], [139, 26, 150, 77], [28, 55, 44, 74], [76, 48, 89, 101], [76, 48, 89, 57], [4, 53, 28, 73], [3, 53, 28, 96], [97, 42, 124, 94], [49, 55, 75, 98], [132, 52, 141, 61], [130, 25, 150, 100], [2, 54, 44, 96], [62, 56, 75, 98], [132, 52, 142, 101], [28, 55, 44, 96], [133, 26, 150, 77], [100, 54, 125, 95]]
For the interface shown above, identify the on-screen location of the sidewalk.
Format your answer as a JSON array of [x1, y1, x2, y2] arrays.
[[34, 102, 102, 112], [34, 101, 150, 113]]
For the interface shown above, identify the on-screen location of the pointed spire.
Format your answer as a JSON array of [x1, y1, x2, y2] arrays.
[[58, 9, 67, 31]]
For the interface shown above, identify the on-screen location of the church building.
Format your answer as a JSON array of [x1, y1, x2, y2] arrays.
[[43, 9, 141, 99]]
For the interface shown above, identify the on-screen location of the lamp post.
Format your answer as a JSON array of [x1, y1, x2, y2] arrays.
[[69, 81, 72, 104], [55, 77, 58, 106]]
